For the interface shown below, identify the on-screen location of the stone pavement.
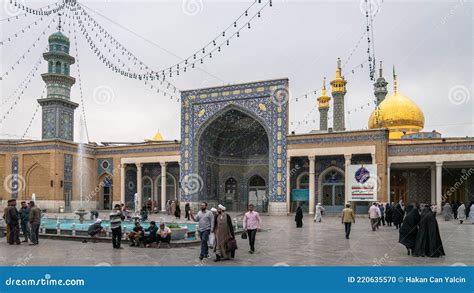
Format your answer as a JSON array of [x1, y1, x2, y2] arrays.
[[1, 215, 472, 266]]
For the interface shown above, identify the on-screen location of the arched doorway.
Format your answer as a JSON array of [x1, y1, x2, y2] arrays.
[[97, 174, 113, 210], [222, 177, 238, 211], [142, 176, 153, 210], [319, 168, 345, 213], [156, 173, 177, 210], [197, 107, 269, 211], [248, 175, 267, 212]]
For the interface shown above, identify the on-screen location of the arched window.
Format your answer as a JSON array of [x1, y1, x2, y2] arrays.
[[55, 61, 61, 74], [48, 61, 53, 73], [64, 64, 69, 75], [297, 172, 310, 189], [142, 177, 152, 205], [225, 177, 237, 194], [156, 173, 177, 201]]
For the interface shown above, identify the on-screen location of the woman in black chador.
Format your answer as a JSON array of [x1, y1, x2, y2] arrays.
[[392, 203, 404, 229], [295, 204, 303, 228], [413, 206, 445, 257], [399, 204, 420, 255], [385, 203, 393, 226]]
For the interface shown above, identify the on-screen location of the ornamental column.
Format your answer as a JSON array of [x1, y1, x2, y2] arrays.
[[309, 156, 316, 214], [136, 163, 143, 210], [120, 164, 126, 204], [387, 163, 391, 203], [430, 165, 436, 204], [286, 157, 291, 213], [160, 162, 167, 212], [436, 161, 443, 213], [344, 154, 352, 203]]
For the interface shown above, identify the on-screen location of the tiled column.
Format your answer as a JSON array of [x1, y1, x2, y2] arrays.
[[387, 163, 391, 203], [286, 157, 291, 213], [160, 162, 167, 212], [309, 156, 316, 214], [344, 154, 352, 203], [120, 164, 126, 204], [436, 161, 443, 213], [136, 163, 143, 211], [431, 165, 436, 204]]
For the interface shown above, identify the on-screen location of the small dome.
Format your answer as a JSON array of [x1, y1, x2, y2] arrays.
[[368, 92, 425, 139], [48, 31, 70, 45]]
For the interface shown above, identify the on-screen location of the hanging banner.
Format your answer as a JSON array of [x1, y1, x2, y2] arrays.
[[348, 164, 378, 202]]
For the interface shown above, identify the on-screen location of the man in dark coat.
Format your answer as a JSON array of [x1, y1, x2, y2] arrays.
[[385, 203, 393, 226], [399, 204, 420, 255], [6, 199, 20, 245], [295, 203, 303, 228], [392, 203, 404, 229], [413, 206, 445, 257]]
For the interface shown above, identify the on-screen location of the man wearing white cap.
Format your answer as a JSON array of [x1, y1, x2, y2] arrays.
[[214, 204, 235, 261]]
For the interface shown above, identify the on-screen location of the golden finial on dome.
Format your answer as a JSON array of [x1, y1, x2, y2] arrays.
[[336, 57, 342, 79], [393, 65, 397, 94], [322, 77, 327, 95]]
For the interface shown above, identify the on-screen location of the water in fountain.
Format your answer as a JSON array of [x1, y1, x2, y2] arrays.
[[75, 116, 88, 223]]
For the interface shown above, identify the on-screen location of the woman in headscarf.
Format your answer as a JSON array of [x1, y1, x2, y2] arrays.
[[384, 203, 393, 226], [413, 206, 445, 257], [213, 204, 235, 261], [442, 202, 453, 221], [295, 203, 303, 228], [399, 204, 420, 255], [392, 203, 404, 229], [457, 202, 466, 224], [170, 201, 176, 217], [174, 200, 181, 219]]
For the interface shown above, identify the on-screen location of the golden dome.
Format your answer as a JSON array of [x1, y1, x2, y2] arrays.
[[149, 131, 163, 141], [368, 91, 425, 139]]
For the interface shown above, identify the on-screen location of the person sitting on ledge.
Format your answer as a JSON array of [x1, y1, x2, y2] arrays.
[[87, 219, 103, 243], [143, 221, 158, 247], [156, 223, 171, 248], [128, 221, 144, 247]]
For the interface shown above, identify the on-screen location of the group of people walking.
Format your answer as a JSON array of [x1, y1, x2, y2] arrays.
[[191, 202, 262, 262], [442, 201, 474, 224], [3, 198, 41, 245]]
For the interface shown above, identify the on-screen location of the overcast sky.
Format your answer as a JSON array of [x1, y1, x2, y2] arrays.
[[1, 0, 472, 143]]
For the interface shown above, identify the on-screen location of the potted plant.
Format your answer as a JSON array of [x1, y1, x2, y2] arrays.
[[166, 223, 188, 240]]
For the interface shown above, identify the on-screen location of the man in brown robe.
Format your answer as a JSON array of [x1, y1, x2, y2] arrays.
[[213, 204, 235, 261]]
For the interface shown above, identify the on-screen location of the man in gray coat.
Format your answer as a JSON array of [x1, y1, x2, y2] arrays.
[[28, 201, 41, 245]]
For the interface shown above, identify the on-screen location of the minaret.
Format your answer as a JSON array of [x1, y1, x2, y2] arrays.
[[317, 78, 330, 131], [330, 58, 347, 131], [38, 14, 78, 141], [373, 61, 388, 105]]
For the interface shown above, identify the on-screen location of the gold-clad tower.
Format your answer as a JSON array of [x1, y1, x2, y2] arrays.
[[318, 78, 330, 131], [330, 58, 347, 131]]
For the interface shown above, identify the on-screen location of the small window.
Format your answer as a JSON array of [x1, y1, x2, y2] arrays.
[[55, 61, 61, 74]]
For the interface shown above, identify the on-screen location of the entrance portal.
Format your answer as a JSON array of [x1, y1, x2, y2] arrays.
[[320, 168, 345, 213], [198, 108, 269, 211]]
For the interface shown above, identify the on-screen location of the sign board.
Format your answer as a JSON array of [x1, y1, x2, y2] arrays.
[[348, 164, 378, 202]]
